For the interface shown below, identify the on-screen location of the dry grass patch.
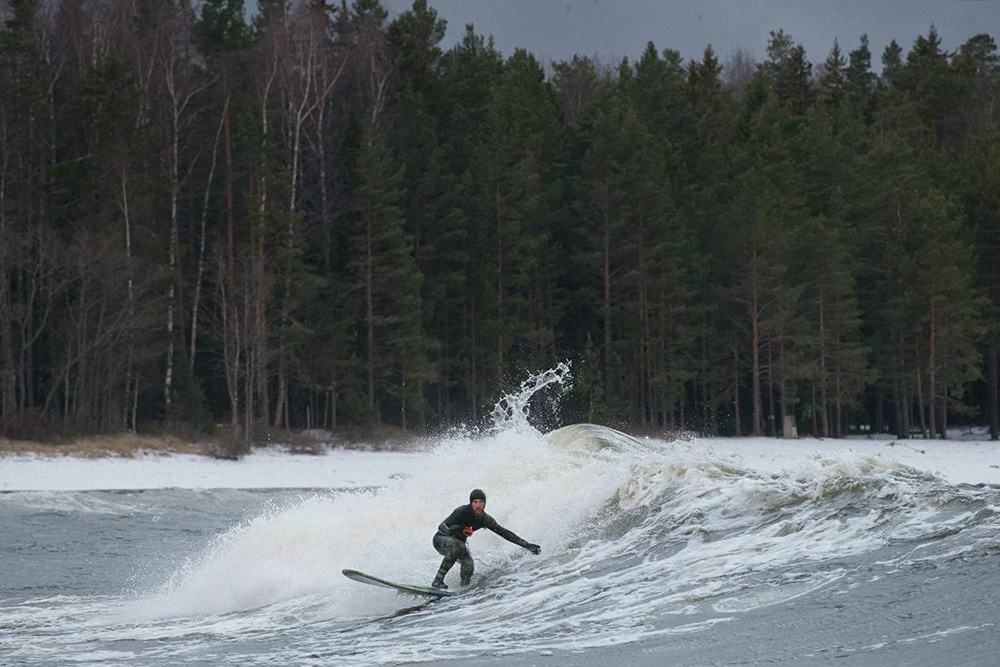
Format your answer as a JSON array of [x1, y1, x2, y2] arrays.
[[0, 434, 209, 458]]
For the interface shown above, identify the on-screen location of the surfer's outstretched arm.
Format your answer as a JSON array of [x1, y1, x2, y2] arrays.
[[485, 516, 541, 555]]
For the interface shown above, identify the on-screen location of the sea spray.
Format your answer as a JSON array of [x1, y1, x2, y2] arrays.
[[489, 361, 572, 434], [139, 363, 619, 619]]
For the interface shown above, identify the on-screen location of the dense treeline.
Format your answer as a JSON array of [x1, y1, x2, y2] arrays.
[[1, 0, 998, 442]]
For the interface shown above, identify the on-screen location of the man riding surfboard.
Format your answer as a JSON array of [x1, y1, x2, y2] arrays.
[[431, 489, 541, 590]]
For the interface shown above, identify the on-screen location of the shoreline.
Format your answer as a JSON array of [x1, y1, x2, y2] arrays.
[[0, 426, 424, 460]]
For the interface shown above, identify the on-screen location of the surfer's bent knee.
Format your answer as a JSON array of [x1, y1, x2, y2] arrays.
[[433, 534, 467, 559]]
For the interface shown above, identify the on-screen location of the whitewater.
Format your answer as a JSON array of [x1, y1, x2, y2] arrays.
[[2, 367, 999, 666]]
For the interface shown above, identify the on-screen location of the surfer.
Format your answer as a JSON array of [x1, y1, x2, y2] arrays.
[[431, 489, 541, 590]]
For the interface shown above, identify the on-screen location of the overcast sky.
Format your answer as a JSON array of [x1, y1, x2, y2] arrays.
[[380, 0, 1000, 71]]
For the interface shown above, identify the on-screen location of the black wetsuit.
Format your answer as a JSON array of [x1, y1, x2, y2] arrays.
[[432, 504, 531, 586], [436, 505, 531, 545]]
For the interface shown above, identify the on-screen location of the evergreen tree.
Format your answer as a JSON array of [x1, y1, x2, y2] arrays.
[[881, 40, 904, 88], [436, 25, 503, 420], [475, 48, 561, 380], [965, 128, 1000, 438], [846, 35, 875, 107], [387, 0, 448, 427], [909, 188, 984, 437], [350, 120, 431, 424], [684, 45, 737, 434], [818, 39, 847, 106]]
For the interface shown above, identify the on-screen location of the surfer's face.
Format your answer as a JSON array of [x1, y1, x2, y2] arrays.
[[471, 499, 485, 516]]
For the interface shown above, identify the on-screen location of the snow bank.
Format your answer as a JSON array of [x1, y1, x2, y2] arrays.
[[0, 448, 420, 492]]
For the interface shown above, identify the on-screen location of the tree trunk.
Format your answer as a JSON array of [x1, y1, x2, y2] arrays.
[[733, 341, 741, 436], [164, 86, 181, 417], [939, 340, 948, 439], [810, 381, 818, 436], [767, 338, 776, 436], [779, 333, 788, 437], [365, 201, 376, 420], [834, 328, 842, 438], [0, 137, 12, 433], [928, 298, 937, 439], [496, 180, 504, 370], [916, 355, 928, 438], [602, 177, 612, 404], [989, 347, 998, 440], [275, 29, 319, 431], [220, 89, 240, 437], [470, 298, 478, 421], [750, 250, 762, 436], [256, 57, 278, 428], [701, 315, 710, 433], [819, 291, 829, 437], [875, 389, 885, 434], [898, 331, 910, 439], [118, 170, 136, 432], [190, 101, 226, 373], [400, 366, 407, 430], [224, 89, 236, 314], [330, 373, 338, 429]]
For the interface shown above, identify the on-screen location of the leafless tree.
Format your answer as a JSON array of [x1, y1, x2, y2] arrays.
[[271, 3, 347, 427], [724, 47, 758, 102], [159, 4, 212, 418]]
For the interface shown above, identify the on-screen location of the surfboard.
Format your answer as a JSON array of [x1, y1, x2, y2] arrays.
[[342, 569, 459, 597]]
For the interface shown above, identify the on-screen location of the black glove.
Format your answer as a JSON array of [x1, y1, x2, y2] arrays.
[[525, 543, 541, 555]]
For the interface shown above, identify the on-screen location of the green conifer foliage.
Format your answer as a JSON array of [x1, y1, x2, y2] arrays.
[[3, 5, 1000, 438], [350, 120, 430, 425]]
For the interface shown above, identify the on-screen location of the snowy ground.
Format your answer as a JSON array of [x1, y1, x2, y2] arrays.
[[1, 435, 998, 491], [0, 448, 422, 492]]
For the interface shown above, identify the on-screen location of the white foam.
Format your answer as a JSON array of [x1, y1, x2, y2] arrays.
[[138, 427, 634, 619]]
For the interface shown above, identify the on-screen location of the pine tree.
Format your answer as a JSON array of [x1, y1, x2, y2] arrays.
[[474, 48, 562, 381], [818, 39, 847, 106], [350, 120, 430, 425], [846, 34, 875, 110], [729, 93, 811, 435], [965, 128, 1000, 438], [881, 40, 904, 88], [914, 189, 984, 437], [387, 0, 448, 428], [436, 25, 503, 421], [682, 46, 738, 434], [579, 82, 633, 416], [764, 30, 813, 113]]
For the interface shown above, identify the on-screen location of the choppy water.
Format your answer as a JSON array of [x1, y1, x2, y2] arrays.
[[2, 369, 999, 665]]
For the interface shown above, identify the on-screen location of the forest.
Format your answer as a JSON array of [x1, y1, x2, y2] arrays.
[[1, 0, 998, 443]]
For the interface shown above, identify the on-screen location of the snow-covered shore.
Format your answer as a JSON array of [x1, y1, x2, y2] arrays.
[[1, 436, 998, 491], [0, 448, 422, 492]]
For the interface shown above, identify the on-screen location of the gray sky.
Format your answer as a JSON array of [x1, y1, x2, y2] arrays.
[[381, 0, 1000, 71]]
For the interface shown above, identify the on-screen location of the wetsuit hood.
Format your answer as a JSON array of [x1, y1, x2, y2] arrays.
[[469, 488, 486, 503]]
